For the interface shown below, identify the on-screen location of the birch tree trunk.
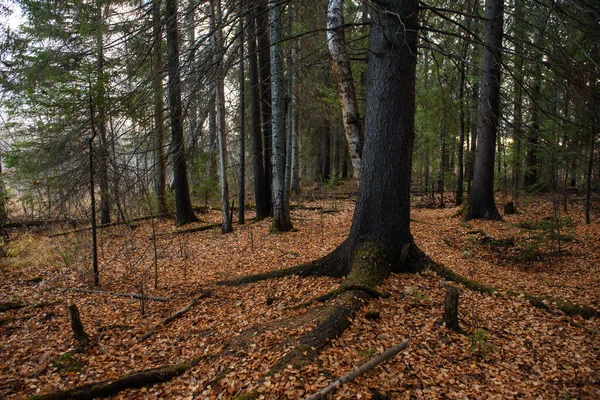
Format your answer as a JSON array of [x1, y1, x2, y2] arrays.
[[270, 0, 292, 232], [327, 0, 362, 181]]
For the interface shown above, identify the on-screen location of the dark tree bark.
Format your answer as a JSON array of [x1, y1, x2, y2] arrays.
[[95, 2, 110, 224], [318, 117, 331, 183], [465, 0, 503, 221], [152, 0, 168, 215], [246, 0, 270, 220], [166, 0, 197, 225], [342, 0, 422, 270], [256, 0, 273, 214]]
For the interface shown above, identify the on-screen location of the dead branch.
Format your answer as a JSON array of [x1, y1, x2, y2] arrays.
[[305, 339, 410, 400], [61, 288, 169, 302], [140, 291, 212, 341]]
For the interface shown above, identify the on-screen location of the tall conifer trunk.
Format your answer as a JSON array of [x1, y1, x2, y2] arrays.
[[166, 0, 197, 224], [466, 0, 503, 221]]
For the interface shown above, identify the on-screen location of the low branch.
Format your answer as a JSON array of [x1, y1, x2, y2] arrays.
[[61, 288, 169, 302], [305, 339, 410, 400], [140, 291, 212, 341]]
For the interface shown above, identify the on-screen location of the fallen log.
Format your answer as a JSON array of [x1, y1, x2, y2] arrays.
[[305, 340, 410, 400], [61, 288, 169, 302], [140, 291, 212, 341]]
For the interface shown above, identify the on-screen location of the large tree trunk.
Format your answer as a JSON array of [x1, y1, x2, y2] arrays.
[[166, 0, 197, 225], [152, 0, 168, 215], [343, 0, 421, 270], [465, 0, 503, 221], [246, 0, 270, 220], [327, 0, 363, 181], [270, 0, 292, 232], [256, 0, 273, 215]]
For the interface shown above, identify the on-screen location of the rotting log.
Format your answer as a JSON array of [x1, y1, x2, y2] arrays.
[[140, 291, 212, 341], [61, 288, 169, 302], [305, 340, 409, 400], [429, 263, 599, 319]]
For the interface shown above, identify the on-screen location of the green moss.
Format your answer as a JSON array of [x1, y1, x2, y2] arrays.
[[234, 391, 259, 400]]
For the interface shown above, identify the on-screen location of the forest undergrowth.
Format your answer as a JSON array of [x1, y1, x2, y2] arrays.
[[0, 188, 599, 399]]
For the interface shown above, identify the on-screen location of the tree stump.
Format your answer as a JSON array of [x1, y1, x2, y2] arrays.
[[68, 304, 90, 346], [442, 285, 460, 332], [504, 201, 517, 215]]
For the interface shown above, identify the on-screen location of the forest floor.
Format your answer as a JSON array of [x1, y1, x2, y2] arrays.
[[1, 183, 599, 399]]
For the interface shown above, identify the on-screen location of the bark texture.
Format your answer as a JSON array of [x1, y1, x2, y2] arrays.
[[166, 0, 197, 225], [270, 0, 292, 232], [327, 0, 363, 180], [246, 0, 270, 220], [466, 0, 503, 221]]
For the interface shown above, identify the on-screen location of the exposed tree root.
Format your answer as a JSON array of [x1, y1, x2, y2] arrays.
[[429, 262, 599, 319], [270, 290, 371, 373], [217, 261, 329, 287], [32, 303, 326, 400], [0, 301, 27, 312], [140, 291, 212, 341], [60, 288, 169, 302], [30, 356, 210, 400]]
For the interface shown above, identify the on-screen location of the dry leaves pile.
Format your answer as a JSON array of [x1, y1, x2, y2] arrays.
[[0, 191, 598, 399]]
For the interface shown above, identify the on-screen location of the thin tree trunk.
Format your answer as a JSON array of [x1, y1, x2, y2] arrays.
[[327, 0, 363, 181], [210, 0, 232, 233], [152, 0, 167, 215], [270, 0, 292, 232], [238, 6, 246, 225], [585, 120, 596, 224], [166, 0, 197, 225], [96, 1, 110, 224]]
